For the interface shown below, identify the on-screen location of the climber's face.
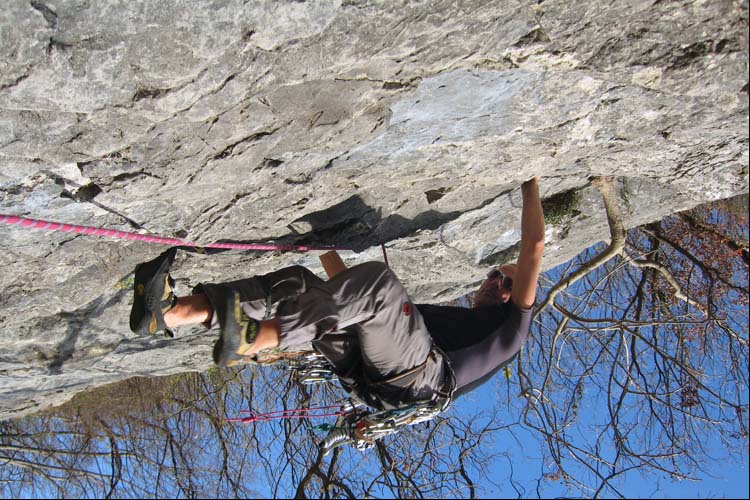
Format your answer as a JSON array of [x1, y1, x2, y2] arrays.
[[473, 268, 512, 307]]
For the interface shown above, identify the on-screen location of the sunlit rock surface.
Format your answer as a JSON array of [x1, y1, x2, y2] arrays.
[[0, 0, 747, 419]]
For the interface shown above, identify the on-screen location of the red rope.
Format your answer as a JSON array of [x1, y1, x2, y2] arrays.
[[227, 405, 347, 424], [0, 214, 347, 252]]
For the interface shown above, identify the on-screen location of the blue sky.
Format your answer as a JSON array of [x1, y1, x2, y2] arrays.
[[456, 371, 749, 499]]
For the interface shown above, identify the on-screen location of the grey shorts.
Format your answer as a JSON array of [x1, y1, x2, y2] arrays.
[[195, 262, 449, 408]]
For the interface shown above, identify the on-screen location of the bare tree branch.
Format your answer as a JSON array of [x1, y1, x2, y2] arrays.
[[628, 258, 705, 312], [534, 177, 626, 318]]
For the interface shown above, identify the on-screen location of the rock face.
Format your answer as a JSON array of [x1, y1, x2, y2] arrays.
[[0, 0, 747, 419]]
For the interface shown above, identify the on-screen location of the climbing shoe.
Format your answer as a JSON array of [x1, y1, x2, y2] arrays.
[[129, 247, 178, 337], [213, 291, 259, 367]]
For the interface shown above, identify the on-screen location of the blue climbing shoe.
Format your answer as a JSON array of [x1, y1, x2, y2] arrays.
[[129, 247, 177, 337], [213, 291, 259, 367]]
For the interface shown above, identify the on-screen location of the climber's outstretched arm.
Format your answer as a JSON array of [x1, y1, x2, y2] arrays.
[[511, 177, 545, 309]]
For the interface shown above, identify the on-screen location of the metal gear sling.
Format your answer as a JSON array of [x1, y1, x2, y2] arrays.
[[235, 352, 449, 455]]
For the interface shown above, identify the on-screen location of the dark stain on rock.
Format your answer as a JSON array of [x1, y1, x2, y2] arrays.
[[74, 182, 103, 202], [133, 87, 171, 101], [425, 187, 452, 204], [30, 0, 58, 30]]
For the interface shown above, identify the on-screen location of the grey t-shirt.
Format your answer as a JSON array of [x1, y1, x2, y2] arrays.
[[416, 302, 533, 397]]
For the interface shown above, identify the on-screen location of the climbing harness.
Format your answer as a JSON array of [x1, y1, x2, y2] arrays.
[[0, 214, 346, 253], [229, 352, 449, 455]]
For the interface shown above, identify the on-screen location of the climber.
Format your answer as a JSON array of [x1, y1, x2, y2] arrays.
[[129, 177, 545, 410]]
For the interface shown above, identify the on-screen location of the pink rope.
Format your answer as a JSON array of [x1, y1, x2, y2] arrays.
[[0, 213, 347, 252], [227, 405, 347, 424]]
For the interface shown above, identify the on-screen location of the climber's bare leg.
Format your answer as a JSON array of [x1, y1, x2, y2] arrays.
[[164, 294, 212, 327], [245, 318, 281, 355], [164, 294, 280, 353]]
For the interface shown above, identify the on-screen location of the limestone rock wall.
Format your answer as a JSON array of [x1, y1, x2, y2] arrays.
[[0, 0, 747, 419]]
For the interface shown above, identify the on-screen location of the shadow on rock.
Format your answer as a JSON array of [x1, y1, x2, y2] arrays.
[[281, 195, 463, 252]]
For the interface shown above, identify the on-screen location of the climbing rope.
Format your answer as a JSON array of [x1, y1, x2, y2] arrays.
[[0, 213, 395, 264], [0, 213, 346, 252]]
